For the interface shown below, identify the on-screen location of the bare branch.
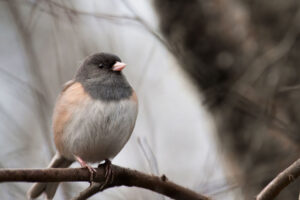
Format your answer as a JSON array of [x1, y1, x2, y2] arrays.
[[278, 84, 300, 93], [0, 165, 210, 200], [237, 5, 300, 86], [121, 0, 173, 53], [7, 0, 55, 155], [25, 0, 173, 54], [256, 158, 300, 200], [72, 182, 102, 200]]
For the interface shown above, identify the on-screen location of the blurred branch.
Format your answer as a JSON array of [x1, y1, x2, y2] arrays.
[[136, 137, 166, 200], [279, 84, 300, 93], [137, 137, 160, 175], [136, 44, 156, 91], [48, 0, 136, 21], [0, 68, 50, 106], [0, 166, 210, 200], [256, 158, 300, 200], [23, 0, 173, 54], [230, 91, 300, 149], [7, 0, 54, 155], [121, 0, 173, 53], [238, 5, 300, 85]]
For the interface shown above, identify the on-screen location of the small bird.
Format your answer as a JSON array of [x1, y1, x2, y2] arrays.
[[27, 53, 138, 199]]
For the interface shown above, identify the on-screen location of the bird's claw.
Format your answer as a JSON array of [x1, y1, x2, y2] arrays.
[[85, 165, 97, 184], [98, 159, 113, 190], [75, 155, 96, 184]]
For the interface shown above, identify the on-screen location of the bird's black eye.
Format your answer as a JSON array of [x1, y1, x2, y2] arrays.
[[98, 63, 104, 68]]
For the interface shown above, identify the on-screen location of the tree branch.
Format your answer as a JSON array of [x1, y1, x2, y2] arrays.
[[0, 165, 210, 200], [256, 158, 300, 200], [22, 0, 173, 54]]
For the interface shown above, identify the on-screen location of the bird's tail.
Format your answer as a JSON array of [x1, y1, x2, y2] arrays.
[[27, 152, 73, 200]]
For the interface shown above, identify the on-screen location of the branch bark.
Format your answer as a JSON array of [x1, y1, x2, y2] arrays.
[[256, 158, 300, 200], [0, 165, 210, 200]]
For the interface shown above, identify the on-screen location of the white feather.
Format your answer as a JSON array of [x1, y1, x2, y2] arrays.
[[61, 98, 138, 162]]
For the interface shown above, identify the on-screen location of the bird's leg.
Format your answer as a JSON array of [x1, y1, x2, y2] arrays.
[[97, 159, 113, 190], [75, 155, 96, 184]]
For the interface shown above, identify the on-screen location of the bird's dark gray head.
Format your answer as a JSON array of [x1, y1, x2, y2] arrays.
[[75, 52, 126, 81], [75, 52, 132, 101]]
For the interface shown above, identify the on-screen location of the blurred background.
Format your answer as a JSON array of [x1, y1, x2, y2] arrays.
[[0, 0, 299, 200]]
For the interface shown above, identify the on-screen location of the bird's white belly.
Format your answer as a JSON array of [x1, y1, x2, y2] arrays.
[[61, 98, 138, 163]]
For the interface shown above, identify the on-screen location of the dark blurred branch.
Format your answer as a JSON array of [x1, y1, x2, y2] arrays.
[[0, 166, 210, 200], [256, 158, 300, 200], [238, 7, 300, 85], [230, 91, 300, 149], [72, 182, 102, 200], [279, 84, 300, 93], [154, 0, 300, 199]]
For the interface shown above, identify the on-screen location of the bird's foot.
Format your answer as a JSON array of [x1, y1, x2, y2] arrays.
[[75, 156, 96, 184], [98, 159, 113, 190]]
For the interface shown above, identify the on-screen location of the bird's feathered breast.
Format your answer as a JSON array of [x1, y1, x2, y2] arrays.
[[53, 80, 138, 161]]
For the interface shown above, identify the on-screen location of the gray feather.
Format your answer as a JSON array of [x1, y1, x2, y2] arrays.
[[27, 152, 73, 199], [61, 97, 138, 162]]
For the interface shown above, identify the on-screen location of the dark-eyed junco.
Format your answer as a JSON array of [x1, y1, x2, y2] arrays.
[[27, 53, 138, 199]]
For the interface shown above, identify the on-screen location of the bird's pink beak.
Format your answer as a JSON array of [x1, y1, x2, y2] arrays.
[[112, 62, 126, 71]]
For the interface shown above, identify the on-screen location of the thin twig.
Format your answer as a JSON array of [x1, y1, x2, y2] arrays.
[[7, 0, 55, 156], [0, 68, 50, 106], [0, 165, 210, 200], [278, 84, 300, 93], [256, 158, 300, 200], [23, 0, 174, 54], [121, 0, 173, 53], [237, 5, 300, 86], [137, 137, 160, 175]]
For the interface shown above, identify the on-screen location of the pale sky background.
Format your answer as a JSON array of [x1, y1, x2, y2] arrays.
[[0, 0, 240, 199]]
